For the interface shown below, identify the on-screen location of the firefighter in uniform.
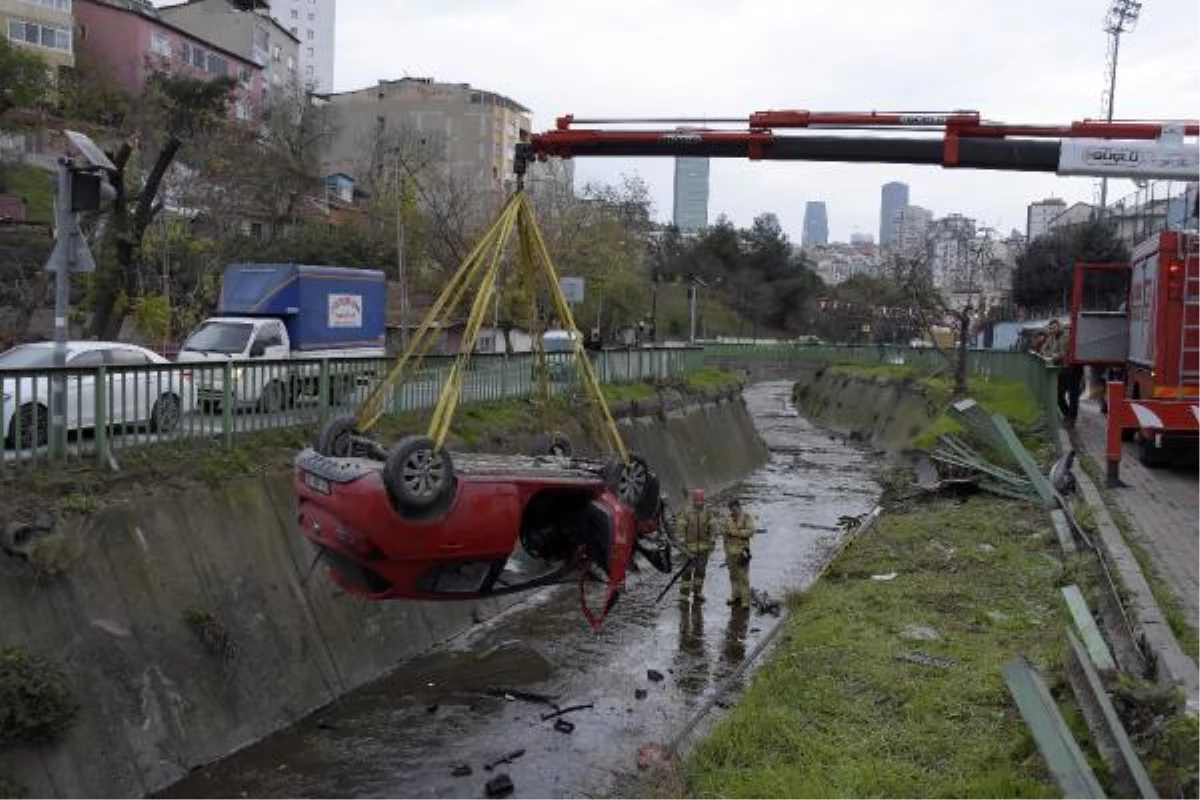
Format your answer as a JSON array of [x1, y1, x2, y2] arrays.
[[722, 498, 755, 608], [678, 488, 716, 602]]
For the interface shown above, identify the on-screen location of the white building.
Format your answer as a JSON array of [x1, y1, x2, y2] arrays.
[[809, 242, 878, 286], [1026, 198, 1067, 241], [270, 0, 334, 92], [928, 214, 976, 290], [891, 204, 933, 258]]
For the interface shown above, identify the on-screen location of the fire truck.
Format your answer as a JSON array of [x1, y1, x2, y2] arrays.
[[1070, 227, 1199, 481], [512, 108, 1198, 487]]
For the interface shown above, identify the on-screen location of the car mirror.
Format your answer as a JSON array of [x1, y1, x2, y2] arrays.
[[250, 341, 266, 358]]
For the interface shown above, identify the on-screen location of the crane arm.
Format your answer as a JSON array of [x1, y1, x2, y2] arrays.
[[514, 110, 1199, 182]]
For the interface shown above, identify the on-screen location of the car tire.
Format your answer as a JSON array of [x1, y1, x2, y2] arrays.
[[604, 453, 660, 521], [315, 413, 359, 457], [383, 436, 455, 521], [8, 404, 49, 449], [1136, 434, 1163, 468], [260, 380, 287, 414], [151, 394, 182, 433], [531, 431, 572, 457]]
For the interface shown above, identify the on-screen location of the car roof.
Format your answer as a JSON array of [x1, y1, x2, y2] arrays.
[[17, 340, 162, 357]]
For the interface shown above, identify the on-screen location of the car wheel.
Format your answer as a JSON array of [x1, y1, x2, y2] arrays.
[[604, 453, 661, 521], [315, 413, 359, 457], [9, 404, 49, 449], [260, 381, 287, 414], [151, 394, 181, 433], [531, 431, 572, 457], [1136, 434, 1163, 468], [383, 435, 455, 521]]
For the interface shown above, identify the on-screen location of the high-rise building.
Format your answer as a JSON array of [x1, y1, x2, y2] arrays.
[[1026, 198, 1067, 241], [928, 213, 976, 289], [673, 156, 709, 233], [879, 181, 909, 245], [802, 201, 828, 247], [269, 0, 334, 92], [892, 204, 933, 258]]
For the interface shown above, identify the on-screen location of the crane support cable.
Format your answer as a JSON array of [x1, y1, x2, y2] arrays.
[[355, 197, 521, 432], [515, 197, 629, 463]]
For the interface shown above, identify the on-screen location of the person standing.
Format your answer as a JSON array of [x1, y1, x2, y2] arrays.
[[1042, 319, 1083, 428], [678, 488, 716, 602], [722, 498, 755, 609]]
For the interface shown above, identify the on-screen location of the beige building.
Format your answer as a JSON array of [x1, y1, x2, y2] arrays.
[[321, 77, 532, 192], [158, 0, 298, 111], [2, 0, 75, 70]]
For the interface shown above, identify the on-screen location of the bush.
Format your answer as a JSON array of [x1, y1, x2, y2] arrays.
[[0, 647, 79, 744]]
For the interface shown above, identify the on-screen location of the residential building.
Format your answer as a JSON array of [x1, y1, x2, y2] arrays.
[[891, 204, 932, 258], [1026, 197, 1066, 241], [1, 0, 74, 70], [928, 213, 976, 290], [879, 181, 909, 246], [673, 155, 709, 233], [158, 0, 299, 112], [808, 242, 878, 286], [849, 232, 874, 247], [74, 0, 261, 119], [267, 0, 331, 92], [802, 201, 828, 247], [320, 77, 531, 194], [1040, 201, 1096, 236]]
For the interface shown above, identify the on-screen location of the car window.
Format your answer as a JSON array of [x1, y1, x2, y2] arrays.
[[255, 323, 284, 349], [68, 350, 106, 368], [108, 348, 150, 366], [0, 345, 55, 369]]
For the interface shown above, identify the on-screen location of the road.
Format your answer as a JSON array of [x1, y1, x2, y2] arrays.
[[158, 382, 881, 799]]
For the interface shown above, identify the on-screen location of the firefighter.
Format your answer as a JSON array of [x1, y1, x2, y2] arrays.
[[722, 498, 755, 609], [678, 488, 716, 602]]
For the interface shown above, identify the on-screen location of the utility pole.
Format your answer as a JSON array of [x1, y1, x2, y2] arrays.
[[1098, 0, 1143, 216], [393, 155, 410, 349]]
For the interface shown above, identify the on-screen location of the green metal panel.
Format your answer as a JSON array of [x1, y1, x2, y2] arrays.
[[1061, 585, 1117, 672]]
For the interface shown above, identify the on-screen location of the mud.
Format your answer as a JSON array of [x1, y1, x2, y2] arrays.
[[159, 382, 879, 799]]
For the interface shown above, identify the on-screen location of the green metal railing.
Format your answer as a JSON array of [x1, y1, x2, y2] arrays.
[[0, 346, 703, 473]]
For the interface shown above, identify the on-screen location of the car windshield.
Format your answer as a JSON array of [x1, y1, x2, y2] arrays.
[[0, 345, 56, 370], [181, 321, 254, 354]]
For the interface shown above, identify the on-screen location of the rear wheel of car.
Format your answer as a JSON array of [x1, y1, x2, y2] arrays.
[[151, 394, 181, 433], [604, 453, 660, 521], [531, 431, 572, 457], [260, 380, 288, 414], [8, 404, 49, 449], [315, 413, 359, 457], [383, 436, 455, 521]]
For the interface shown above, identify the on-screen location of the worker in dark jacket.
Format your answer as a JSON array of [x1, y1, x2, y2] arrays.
[[678, 488, 716, 602], [722, 498, 755, 609], [1043, 319, 1083, 428]]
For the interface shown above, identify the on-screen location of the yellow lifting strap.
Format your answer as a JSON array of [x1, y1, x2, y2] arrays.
[[353, 191, 630, 464]]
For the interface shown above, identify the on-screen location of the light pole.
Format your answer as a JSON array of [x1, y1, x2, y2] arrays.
[[1098, 0, 1142, 215], [392, 154, 410, 348]]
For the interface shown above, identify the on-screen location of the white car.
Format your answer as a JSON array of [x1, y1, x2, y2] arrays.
[[0, 341, 193, 449]]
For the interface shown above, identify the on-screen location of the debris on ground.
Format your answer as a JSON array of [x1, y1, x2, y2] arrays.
[[425, 703, 439, 714], [636, 742, 669, 769], [750, 589, 782, 616], [635, 689, 648, 700], [871, 572, 898, 581], [484, 773, 514, 798], [483, 749, 526, 772], [899, 624, 941, 641], [898, 651, 958, 669], [646, 669, 665, 682], [539, 702, 593, 721], [553, 719, 575, 734], [451, 764, 473, 777]]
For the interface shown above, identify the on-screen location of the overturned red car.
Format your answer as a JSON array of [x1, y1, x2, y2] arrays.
[[294, 418, 670, 629]]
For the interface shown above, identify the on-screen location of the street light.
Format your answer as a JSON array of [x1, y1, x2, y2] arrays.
[[1098, 0, 1143, 214], [391, 151, 410, 349]]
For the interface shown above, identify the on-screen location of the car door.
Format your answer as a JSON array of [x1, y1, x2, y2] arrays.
[[107, 347, 153, 427], [250, 322, 288, 400], [65, 349, 105, 430]]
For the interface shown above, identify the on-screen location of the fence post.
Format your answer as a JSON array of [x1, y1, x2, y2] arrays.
[[94, 365, 109, 466], [221, 362, 235, 450], [318, 359, 331, 429]]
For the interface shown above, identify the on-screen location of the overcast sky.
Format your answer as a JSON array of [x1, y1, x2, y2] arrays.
[[333, 0, 1199, 243]]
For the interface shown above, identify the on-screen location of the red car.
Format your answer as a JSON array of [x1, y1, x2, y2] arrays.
[[294, 417, 669, 629]]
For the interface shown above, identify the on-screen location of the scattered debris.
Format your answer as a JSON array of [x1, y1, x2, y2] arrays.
[[636, 742, 669, 770], [646, 669, 665, 683], [484, 773, 514, 798], [986, 610, 1010, 625], [316, 720, 336, 731], [553, 719, 575, 734], [425, 703, 439, 714], [871, 572, 898, 582], [1049, 450, 1078, 496], [451, 764, 473, 777], [899, 624, 941, 641], [483, 749, 526, 772], [750, 589, 782, 616], [899, 651, 958, 669], [488, 688, 558, 710], [978, 543, 996, 553], [539, 703, 593, 721], [635, 689, 648, 700]]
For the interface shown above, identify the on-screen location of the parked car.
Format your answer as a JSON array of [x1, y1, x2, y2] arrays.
[[293, 421, 668, 629], [0, 341, 193, 449]]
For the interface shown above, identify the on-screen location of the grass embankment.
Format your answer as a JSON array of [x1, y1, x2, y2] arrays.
[[2, 368, 744, 520], [2, 164, 54, 223], [689, 495, 1066, 798]]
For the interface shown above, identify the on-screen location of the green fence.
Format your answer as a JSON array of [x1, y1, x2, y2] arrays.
[[0, 347, 704, 473]]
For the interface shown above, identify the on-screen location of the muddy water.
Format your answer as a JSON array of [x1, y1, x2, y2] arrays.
[[161, 381, 879, 799]]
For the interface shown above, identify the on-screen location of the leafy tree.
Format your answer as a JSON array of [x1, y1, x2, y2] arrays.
[[1012, 219, 1129, 314], [0, 39, 50, 116]]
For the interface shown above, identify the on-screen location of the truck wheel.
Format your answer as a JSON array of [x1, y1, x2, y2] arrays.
[[603, 453, 660, 521], [531, 432, 572, 457], [151, 394, 181, 433], [1136, 435, 1164, 468], [8, 404, 49, 449], [315, 414, 359, 458], [383, 436, 455, 521], [260, 381, 287, 414]]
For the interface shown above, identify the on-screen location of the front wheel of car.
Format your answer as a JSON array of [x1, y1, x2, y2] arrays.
[[151, 394, 182, 433], [604, 453, 660, 521], [9, 404, 49, 449], [383, 435, 456, 522]]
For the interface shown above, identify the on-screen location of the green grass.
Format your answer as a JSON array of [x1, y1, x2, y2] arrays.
[[3, 163, 54, 223], [686, 495, 1071, 798], [655, 283, 756, 339]]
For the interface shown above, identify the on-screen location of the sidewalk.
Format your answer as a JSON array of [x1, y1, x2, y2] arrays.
[[1072, 398, 1199, 631]]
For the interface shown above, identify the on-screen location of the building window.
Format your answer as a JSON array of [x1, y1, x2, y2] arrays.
[[286, 55, 294, 70], [290, 9, 297, 18], [191, 44, 205, 68], [290, 26, 297, 35], [305, 64, 313, 76], [306, 46, 313, 58], [235, 99, 251, 120], [307, 29, 314, 39], [7, 19, 71, 52], [206, 52, 226, 75], [20, 0, 71, 11], [150, 31, 172, 57], [239, 66, 252, 85], [307, 12, 314, 20], [271, 44, 280, 61]]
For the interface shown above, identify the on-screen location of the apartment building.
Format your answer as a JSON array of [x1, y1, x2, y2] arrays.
[[268, 0, 332, 92], [2, 0, 74, 69]]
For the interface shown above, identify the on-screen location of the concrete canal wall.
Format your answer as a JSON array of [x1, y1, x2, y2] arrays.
[[791, 364, 937, 452], [0, 387, 767, 799]]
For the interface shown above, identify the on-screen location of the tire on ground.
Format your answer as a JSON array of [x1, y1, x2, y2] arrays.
[[383, 435, 456, 522], [604, 453, 661, 521], [530, 431, 572, 457]]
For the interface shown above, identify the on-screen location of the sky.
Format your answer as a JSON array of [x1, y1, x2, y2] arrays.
[[333, 0, 1199, 244]]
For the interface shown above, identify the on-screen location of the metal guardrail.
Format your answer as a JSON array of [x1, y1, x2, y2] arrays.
[[0, 347, 706, 473]]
